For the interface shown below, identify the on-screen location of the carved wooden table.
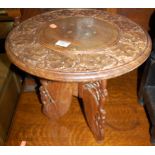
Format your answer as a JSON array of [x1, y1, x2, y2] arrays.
[[6, 9, 151, 141]]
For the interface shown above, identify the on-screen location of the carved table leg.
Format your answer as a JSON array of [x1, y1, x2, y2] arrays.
[[79, 80, 108, 141], [40, 80, 73, 119]]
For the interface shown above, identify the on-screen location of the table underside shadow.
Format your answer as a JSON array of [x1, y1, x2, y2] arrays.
[[39, 79, 108, 141]]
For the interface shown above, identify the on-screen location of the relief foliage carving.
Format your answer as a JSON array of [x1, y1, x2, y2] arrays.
[[6, 9, 150, 74]]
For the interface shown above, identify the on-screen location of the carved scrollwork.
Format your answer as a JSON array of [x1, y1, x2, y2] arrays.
[[84, 81, 108, 103], [39, 80, 73, 119], [6, 9, 150, 78], [39, 84, 55, 105], [39, 80, 58, 119], [82, 80, 107, 140]]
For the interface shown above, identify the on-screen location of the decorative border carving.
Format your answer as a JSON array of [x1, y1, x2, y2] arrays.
[[6, 9, 151, 82], [83, 81, 107, 139]]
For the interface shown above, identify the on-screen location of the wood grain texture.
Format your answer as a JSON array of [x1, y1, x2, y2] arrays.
[[40, 80, 73, 119], [5, 70, 151, 146], [80, 80, 107, 141], [19, 9, 154, 31], [117, 9, 154, 31], [6, 9, 151, 82], [4, 8, 154, 145], [39, 79, 108, 140]]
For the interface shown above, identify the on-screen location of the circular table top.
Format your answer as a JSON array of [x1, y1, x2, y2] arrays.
[[6, 9, 151, 82]]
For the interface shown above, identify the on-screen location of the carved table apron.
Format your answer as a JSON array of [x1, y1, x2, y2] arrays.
[[5, 9, 151, 141]]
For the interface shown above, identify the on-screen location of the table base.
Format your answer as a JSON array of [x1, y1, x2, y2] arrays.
[[39, 79, 108, 141]]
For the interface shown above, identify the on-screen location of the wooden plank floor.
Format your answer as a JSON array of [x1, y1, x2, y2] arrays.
[[6, 70, 152, 146]]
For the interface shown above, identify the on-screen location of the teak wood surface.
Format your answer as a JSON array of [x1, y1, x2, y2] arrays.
[[5, 9, 151, 141], [6, 70, 152, 146]]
